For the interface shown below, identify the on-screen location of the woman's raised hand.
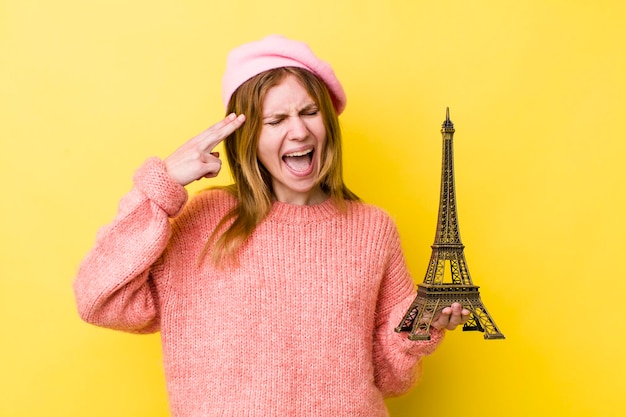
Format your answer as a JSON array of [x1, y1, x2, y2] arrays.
[[164, 113, 246, 186]]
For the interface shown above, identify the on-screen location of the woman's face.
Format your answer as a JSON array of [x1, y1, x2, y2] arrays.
[[257, 74, 328, 205]]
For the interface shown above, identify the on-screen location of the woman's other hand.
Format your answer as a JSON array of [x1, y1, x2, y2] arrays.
[[431, 302, 471, 331]]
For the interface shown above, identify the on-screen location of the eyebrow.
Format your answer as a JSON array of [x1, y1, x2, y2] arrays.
[[262, 102, 318, 120]]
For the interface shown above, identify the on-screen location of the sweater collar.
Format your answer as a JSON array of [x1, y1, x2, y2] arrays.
[[266, 197, 341, 224]]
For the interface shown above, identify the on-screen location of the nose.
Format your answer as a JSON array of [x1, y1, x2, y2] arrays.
[[285, 116, 308, 141]]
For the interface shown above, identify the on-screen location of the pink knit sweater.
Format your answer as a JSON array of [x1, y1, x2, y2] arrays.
[[74, 157, 443, 417]]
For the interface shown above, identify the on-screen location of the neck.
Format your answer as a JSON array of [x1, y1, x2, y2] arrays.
[[273, 186, 328, 206]]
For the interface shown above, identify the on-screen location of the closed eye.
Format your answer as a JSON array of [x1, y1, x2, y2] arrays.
[[300, 105, 319, 117], [264, 117, 285, 126], [263, 104, 319, 126]]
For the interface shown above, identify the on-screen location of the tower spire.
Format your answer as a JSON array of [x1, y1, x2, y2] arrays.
[[442, 107, 454, 130], [395, 108, 505, 340]]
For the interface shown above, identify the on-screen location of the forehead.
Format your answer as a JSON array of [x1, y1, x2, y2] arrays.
[[262, 75, 315, 113]]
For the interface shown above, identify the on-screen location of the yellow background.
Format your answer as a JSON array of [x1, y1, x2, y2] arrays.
[[2, 0, 625, 416]]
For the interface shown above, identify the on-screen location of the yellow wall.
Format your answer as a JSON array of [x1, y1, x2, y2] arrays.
[[2, 1, 625, 415]]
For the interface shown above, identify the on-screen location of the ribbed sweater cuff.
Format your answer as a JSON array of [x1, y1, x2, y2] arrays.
[[400, 327, 445, 357], [133, 157, 188, 217]]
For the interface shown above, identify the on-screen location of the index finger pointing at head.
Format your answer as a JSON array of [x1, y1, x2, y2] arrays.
[[201, 113, 246, 152]]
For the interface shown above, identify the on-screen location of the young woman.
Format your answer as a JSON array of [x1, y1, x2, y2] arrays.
[[74, 34, 469, 416]]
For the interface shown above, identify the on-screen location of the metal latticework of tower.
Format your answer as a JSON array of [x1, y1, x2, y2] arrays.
[[395, 108, 505, 340]]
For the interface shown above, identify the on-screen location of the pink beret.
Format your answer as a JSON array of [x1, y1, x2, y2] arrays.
[[221, 35, 347, 115]]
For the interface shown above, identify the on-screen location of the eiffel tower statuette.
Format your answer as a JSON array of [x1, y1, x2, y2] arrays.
[[395, 108, 505, 341]]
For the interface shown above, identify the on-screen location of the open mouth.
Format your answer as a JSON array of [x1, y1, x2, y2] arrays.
[[282, 149, 314, 173]]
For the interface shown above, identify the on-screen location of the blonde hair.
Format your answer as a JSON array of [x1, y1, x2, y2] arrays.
[[202, 67, 359, 266]]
